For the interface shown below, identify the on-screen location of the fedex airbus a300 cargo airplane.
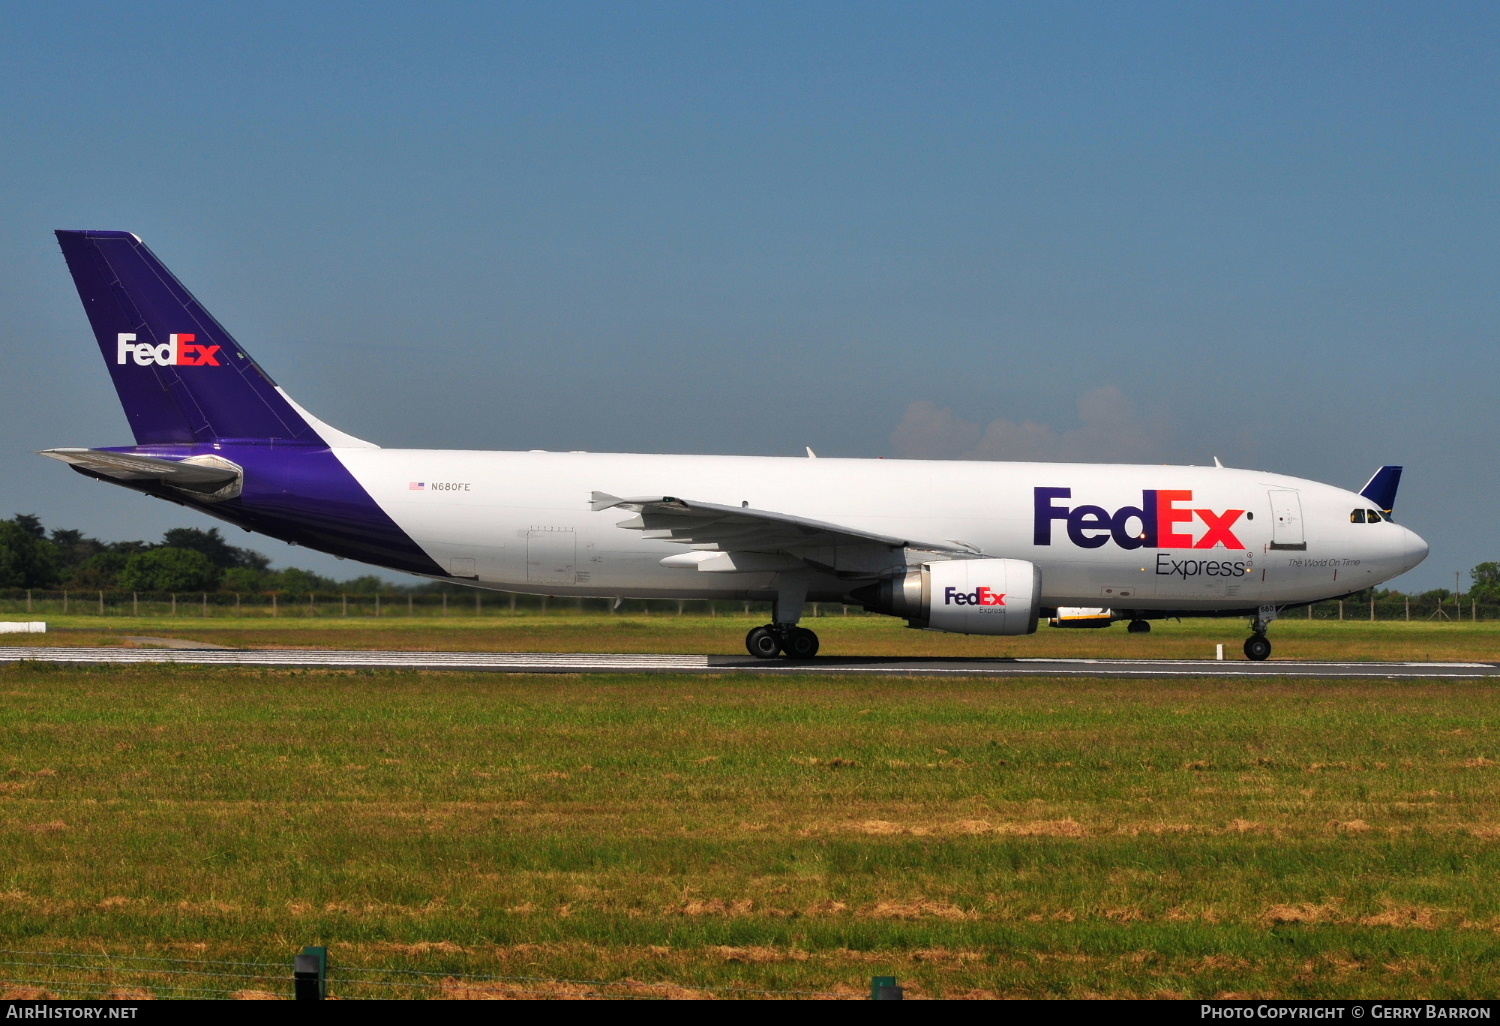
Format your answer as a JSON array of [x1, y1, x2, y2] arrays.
[[42, 230, 1429, 660]]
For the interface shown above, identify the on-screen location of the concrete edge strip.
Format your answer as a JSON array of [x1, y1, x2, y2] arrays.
[[0, 647, 1494, 679]]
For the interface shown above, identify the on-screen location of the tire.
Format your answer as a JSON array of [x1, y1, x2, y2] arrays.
[[1244, 635, 1272, 661], [1127, 620, 1151, 634], [782, 627, 820, 659], [746, 625, 782, 659]]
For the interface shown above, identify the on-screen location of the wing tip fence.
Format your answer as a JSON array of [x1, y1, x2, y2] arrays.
[[0, 946, 906, 1001]]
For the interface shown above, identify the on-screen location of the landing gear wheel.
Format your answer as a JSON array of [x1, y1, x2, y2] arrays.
[[1127, 619, 1151, 634], [746, 625, 782, 659], [1244, 635, 1272, 661], [782, 627, 820, 659]]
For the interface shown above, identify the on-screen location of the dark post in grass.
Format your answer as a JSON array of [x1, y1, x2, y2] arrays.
[[294, 945, 327, 1000], [871, 976, 903, 1000]]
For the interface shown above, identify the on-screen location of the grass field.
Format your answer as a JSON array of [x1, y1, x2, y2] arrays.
[[4, 662, 1500, 999], [6, 612, 1500, 662]]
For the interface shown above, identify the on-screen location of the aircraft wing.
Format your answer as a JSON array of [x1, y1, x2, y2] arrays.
[[38, 448, 241, 495], [590, 491, 973, 573]]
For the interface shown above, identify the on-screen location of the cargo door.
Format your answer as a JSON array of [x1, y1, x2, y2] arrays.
[[1268, 490, 1306, 551], [527, 528, 576, 584]]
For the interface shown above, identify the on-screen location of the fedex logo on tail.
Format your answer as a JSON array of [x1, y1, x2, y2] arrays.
[[116, 333, 221, 367], [1034, 487, 1245, 550]]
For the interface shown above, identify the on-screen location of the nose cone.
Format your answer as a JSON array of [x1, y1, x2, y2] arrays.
[[1403, 526, 1430, 573]]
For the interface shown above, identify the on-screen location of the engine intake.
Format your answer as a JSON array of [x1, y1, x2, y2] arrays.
[[852, 558, 1042, 636]]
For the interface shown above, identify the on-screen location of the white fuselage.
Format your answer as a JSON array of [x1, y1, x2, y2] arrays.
[[333, 449, 1427, 611]]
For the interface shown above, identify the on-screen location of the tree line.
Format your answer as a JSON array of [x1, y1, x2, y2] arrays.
[[4, 513, 1500, 605], [0, 514, 416, 595]]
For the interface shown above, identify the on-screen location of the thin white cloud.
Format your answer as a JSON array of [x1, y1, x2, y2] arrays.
[[890, 386, 1170, 463]]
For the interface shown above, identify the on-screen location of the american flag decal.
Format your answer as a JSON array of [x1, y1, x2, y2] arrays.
[[409, 482, 425, 490]]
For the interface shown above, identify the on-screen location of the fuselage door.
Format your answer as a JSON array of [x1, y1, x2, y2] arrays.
[[527, 528, 577, 584], [1268, 490, 1306, 551]]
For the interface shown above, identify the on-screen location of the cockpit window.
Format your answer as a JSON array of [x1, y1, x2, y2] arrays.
[[1367, 509, 1385, 522], [1350, 509, 1366, 524]]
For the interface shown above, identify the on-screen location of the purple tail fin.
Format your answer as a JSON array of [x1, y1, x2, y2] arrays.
[[54, 230, 324, 446]]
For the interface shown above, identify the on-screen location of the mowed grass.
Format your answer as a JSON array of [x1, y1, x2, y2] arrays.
[[4, 665, 1500, 998], [9, 612, 1500, 662]]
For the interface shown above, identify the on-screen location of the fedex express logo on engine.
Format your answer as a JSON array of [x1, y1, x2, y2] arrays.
[[116, 332, 221, 367], [1034, 487, 1245, 550], [944, 586, 1005, 607]]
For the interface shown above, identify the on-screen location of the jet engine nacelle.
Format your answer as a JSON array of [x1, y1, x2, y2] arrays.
[[853, 558, 1042, 636]]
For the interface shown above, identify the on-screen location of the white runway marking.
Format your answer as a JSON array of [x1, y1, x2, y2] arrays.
[[0, 646, 1496, 679]]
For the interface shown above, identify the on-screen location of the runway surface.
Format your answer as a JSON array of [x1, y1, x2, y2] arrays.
[[1, 645, 1497, 678]]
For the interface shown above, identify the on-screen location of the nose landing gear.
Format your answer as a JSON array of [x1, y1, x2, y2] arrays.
[[744, 624, 821, 659], [1243, 604, 1278, 661]]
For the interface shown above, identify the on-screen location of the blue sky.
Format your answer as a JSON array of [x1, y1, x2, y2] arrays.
[[1, 1, 1495, 590]]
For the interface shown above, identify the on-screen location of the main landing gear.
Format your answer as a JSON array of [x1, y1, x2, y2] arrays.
[[1243, 604, 1278, 661], [745, 578, 820, 659], [745, 624, 820, 660], [1126, 619, 1151, 634]]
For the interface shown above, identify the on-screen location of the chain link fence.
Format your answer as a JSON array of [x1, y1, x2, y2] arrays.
[[0, 590, 1491, 622], [0, 590, 877, 620]]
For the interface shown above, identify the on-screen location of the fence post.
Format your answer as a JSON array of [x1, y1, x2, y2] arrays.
[[203, 592, 208, 617], [236, 593, 241, 616], [294, 945, 327, 1001], [133, 592, 138, 617], [272, 593, 278, 617], [871, 976, 903, 1000], [99, 591, 104, 616], [1370, 594, 1374, 621], [342, 593, 347, 617], [26, 590, 31, 613], [1338, 600, 1343, 621], [171, 593, 176, 616], [63, 590, 68, 614], [375, 593, 381, 617], [1406, 595, 1410, 621]]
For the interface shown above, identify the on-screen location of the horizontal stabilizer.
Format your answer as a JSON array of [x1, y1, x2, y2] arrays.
[[1359, 465, 1403, 513], [39, 448, 241, 496]]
